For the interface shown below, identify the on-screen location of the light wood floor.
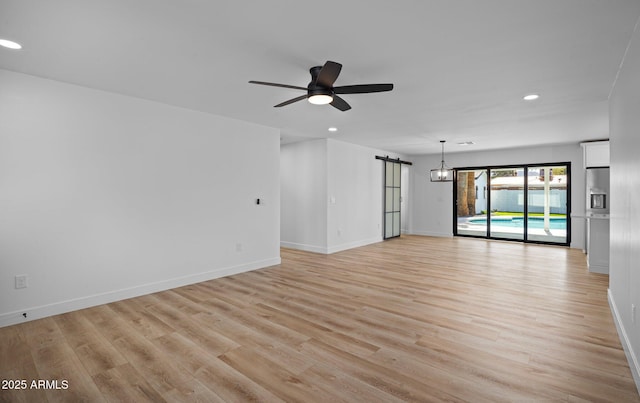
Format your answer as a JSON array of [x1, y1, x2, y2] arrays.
[[1, 235, 638, 402]]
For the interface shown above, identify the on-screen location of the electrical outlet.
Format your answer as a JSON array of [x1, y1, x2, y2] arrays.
[[15, 275, 28, 289], [236, 243, 243, 252]]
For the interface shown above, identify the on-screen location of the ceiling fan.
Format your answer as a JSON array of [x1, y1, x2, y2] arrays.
[[249, 61, 393, 111]]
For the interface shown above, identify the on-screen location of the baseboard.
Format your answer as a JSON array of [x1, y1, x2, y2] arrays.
[[281, 237, 383, 255], [280, 241, 328, 254], [326, 237, 382, 254], [0, 256, 281, 329], [409, 230, 453, 238], [588, 263, 609, 274], [609, 289, 640, 395]]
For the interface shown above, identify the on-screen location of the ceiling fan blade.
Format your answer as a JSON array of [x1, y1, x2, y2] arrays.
[[274, 94, 308, 107], [249, 81, 307, 91], [330, 95, 351, 111], [315, 61, 342, 87], [334, 83, 394, 94]]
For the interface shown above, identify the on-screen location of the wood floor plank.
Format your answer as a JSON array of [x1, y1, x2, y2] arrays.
[[107, 298, 176, 339], [298, 337, 459, 401], [368, 346, 526, 403], [219, 345, 326, 402], [54, 310, 128, 376], [194, 363, 284, 402], [0, 326, 49, 403], [298, 363, 405, 403], [109, 333, 191, 396], [30, 342, 106, 402], [1, 235, 638, 402], [91, 363, 166, 403]]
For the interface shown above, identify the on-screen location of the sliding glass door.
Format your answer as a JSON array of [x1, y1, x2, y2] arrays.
[[454, 163, 570, 245], [489, 167, 525, 240], [526, 165, 569, 244], [455, 169, 488, 237], [384, 161, 401, 239]]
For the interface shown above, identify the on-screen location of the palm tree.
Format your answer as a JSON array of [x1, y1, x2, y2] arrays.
[[457, 171, 477, 217], [467, 171, 476, 215]]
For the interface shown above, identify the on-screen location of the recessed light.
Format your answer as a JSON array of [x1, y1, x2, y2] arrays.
[[328, 127, 338, 132], [523, 94, 539, 101], [0, 39, 22, 50]]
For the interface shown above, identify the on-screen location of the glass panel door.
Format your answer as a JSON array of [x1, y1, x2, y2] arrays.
[[489, 167, 525, 240], [456, 169, 488, 237], [526, 165, 568, 244], [384, 161, 401, 239]]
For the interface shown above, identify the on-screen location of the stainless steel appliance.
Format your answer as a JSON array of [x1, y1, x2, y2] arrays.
[[586, 167, 610, 215]]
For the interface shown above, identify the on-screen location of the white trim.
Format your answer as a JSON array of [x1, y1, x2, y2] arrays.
[[609, 289, 640, 395], [326, 237, 382, 254], [0, 257, 280, 329], [587, 263, 609, 274], [282, 237, 383, 255], [280, 241, 328, 254], [409, 230, 454, 238]]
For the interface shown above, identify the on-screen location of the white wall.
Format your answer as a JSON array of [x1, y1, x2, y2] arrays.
[[280, 139, 328, 253], [327, 139, 388, 253], [0, 70, 281, 327], [409, 143, 586, 250], [608, 17, 640, 393], [281, 138, 407, 254]]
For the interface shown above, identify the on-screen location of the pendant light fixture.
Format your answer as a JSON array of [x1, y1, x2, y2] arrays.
[[430, 140, 453, 182]]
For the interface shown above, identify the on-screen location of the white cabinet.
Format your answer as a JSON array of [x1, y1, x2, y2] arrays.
[[586, 216, 609, 274], [581, 140, 610, 168]]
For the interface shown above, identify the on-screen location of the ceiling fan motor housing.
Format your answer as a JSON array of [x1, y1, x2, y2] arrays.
[[308, 66, 333, 94], [308, 86, 333, 97]]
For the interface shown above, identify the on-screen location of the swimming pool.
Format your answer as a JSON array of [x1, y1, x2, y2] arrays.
[[467, 216, 567, 230]]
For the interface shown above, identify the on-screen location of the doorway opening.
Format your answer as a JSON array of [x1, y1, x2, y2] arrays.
[[454, 163, 570, 245]]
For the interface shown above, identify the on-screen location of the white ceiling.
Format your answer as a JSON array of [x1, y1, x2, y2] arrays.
[[1, 0, 639, 155]]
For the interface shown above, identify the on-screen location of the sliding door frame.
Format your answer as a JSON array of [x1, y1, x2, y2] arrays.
[[384, 160, 402, 239], [453, 162, 571, 246], [376, 155, 412, 240]]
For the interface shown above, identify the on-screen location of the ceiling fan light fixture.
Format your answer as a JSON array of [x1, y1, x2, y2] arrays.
[[308, 94, 333, 105], [307, 87, 334, 105]]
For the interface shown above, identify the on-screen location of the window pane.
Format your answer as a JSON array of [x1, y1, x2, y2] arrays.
[[393, 188, 401, 212], [386, 188, 393, 213], [456, 169, 488, 237], [393, 212, 401, 236], [526, 165, 568, 244], [385, 213, 394, 238], [393, 162, 401, 186], [489, 167, 525, 240], [386, 162, 394, 187]]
